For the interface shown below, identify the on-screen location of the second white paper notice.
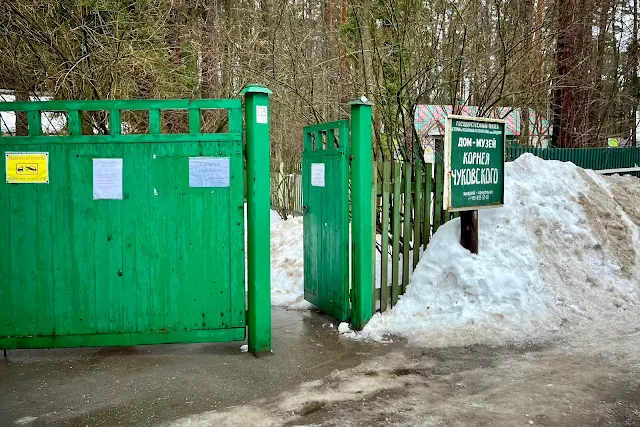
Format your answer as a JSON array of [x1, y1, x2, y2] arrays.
[[311, 163, 325, 187], [189, 157, 231, 188], [93, 158, 123, 200]]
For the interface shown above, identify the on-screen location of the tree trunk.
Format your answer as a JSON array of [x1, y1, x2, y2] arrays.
[[201, 0, 220, 99], [534, 0, 545, 79], [166, 0, 186, 133], [553, 0, 591, 148], [591, 0, 612, 143], [167, 0, 182, 68], [632, 0, 639, 146], [15, 88, 29, 137], [519, 0, 534, 146], [340, 0, 349, 103]]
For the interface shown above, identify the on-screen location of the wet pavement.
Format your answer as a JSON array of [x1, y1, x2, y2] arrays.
[[0, 308, 398, 427]]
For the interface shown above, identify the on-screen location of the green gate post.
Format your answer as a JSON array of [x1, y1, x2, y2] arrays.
[[348, 97, 374, 330], [242, 84, 272, 355]]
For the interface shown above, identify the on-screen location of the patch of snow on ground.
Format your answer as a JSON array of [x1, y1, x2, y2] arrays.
[[14, 416, 39, 425], [363, 154, 640, 346], [265, 209, 389, 310], [337, 322, 350, 333]]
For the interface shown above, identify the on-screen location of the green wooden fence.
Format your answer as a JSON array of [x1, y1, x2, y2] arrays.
[[373, 146, 640, 314], [373, 161, 455, 312]]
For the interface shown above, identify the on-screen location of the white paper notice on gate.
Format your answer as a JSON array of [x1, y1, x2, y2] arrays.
[[311, 163, 325, 187], [93, 158, 123, 200], [256, 105, 268, 124], [189, 157, 230, 188]]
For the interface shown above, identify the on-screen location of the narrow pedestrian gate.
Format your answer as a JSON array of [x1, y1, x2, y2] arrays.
[[302, 99, 374, 329], [0, 92, 272, 352], [302, 121, 351, 321]]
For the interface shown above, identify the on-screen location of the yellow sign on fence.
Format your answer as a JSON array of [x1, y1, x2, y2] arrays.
[[5, 152, 49, 184]]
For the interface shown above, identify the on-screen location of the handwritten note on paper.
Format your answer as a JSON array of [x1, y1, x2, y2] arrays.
[[93, 158, 123, 200], [189, 157, 231, 188]]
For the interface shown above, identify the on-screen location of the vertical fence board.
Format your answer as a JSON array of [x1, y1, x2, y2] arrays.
[[67, 110, 82, 136], [391, 162, 402, 306], [26, 110, 42, 137], [413, 166, 422, 270], [433, 163, 444, 233], [423, 163, 433, 248], [402, 163, 412, 295], [149, 109, 161, 134], [109, 110, 122, 135], [380, 162, 391, 312]]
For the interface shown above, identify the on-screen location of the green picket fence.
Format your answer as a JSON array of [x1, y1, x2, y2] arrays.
[[373, 146, 640, 314], [373, 161, 455, 312]]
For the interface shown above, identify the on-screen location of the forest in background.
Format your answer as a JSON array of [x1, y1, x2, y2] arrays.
[[0, 0, 639, 162]]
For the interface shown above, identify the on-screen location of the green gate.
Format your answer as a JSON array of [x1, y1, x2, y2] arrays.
[[302, 99, 374, 329], [0, 87, 272, 353], [302, 120, 351, 320]]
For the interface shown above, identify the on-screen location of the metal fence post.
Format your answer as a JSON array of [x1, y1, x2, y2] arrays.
[[241, 84, 272, 355], [348, 97, 374, 330]]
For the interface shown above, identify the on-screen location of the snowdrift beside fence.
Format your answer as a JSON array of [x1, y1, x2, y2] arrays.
[[362, 154, 640, 346], [268, 218, 398, 309], [243, 207, 307, 307], [270, 216, 307, 307]]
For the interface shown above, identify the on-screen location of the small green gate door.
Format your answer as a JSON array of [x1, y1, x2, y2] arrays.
[[302, 120, 350, 321]]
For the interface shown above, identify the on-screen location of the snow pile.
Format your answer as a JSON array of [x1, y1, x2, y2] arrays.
[[337, 322, 351, 334], [243, 206, 307, 307], [270, 216, 308, 307], [363, 154, 640, 346], [267, 215, 391, 309]]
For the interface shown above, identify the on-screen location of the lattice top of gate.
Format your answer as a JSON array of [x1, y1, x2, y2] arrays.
[[0, 99, 242, 144], [303, 120, 350, 152]]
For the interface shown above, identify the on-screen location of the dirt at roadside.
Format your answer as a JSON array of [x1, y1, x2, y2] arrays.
[[165, 338, 640, 427], [579, 170, 637, 278]]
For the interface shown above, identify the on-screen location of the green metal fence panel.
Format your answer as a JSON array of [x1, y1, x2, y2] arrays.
[[0, 99, 247, 349], [302, 120, 351, 321], [506, 147, 640, 176]]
